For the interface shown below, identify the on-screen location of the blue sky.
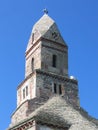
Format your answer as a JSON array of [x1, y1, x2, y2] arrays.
[[0, 0, 98, 129]]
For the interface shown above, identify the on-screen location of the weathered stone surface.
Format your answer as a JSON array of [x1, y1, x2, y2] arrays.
[[36, 70, 79, 108], [25, 42, 41, 77], [11, 101, 28, 126], [41, 40, 68, 76]]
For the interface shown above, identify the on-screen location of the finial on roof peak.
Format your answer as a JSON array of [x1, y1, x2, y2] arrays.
[[43, 8, 48, 14]]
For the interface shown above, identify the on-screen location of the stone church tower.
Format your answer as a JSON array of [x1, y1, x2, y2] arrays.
[[8, 12, 98, 130]]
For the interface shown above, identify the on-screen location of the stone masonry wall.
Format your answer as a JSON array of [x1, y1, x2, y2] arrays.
[[25, 42, 41, 78], [41, 40, 68, 76], [36, 70, 79, 108], [11, 101, 29, 127], [17, 73, 36, 107]]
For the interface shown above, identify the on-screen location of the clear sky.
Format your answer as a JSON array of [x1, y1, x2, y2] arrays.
[[0, 0, 98, 129]]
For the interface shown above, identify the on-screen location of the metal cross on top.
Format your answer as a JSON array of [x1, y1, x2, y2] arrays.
[[43, 8, 48, 14]]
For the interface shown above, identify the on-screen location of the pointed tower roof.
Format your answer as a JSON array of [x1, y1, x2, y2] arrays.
[[26, 14, 67, 52], [32, 14, 55, 36]]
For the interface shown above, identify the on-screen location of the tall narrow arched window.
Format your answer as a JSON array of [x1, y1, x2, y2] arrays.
[[23, 88, 25, 99], [54, 83, 57, 93], [31, 58, 34, 72], [59, 85, 62, 95], [32, 33, 34, 44], [52, 55, 57, 67], [26, 86, 28, 96]]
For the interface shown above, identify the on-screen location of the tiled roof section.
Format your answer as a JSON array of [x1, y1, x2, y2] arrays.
[[31, 96, 98, 130]]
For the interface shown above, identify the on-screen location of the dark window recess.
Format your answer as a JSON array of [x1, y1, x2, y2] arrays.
[[59, 85, 62, 95], [54, 83, 57, 93], [32, 33, 34, 43], [52, 32, 58, 39], [26, 86, 28, 96], [31, 58, 34, 71], [52, 55, 57, 67], [23, 89, 25, 99]]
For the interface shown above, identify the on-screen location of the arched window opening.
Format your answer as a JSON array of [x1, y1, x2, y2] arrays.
[[52, 55, 57, 67], [31, 58, 34, 72], [26, 86, 28, 96], [54, 83, 57, 94], [23, 89, 25, 99], [32, 33, 34, 44], [59, 85, 62, 95]]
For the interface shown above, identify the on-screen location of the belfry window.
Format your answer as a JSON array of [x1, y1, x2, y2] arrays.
[[22, 86, 29, 100], [52, 55, 57, 67], [26, 86, 28, 96], [59, 85, 62, 95], [31, 58, 34, 71], [52, 83, 62, 95], [23, 89, 25, 99], [54, 83, 57, 93], [32, 33, 34, 44]]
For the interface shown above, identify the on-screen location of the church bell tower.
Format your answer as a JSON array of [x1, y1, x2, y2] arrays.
[[10, 12, 79, 127]]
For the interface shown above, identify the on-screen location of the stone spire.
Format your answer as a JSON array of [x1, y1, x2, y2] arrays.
[[26, 14, 67, 52]]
